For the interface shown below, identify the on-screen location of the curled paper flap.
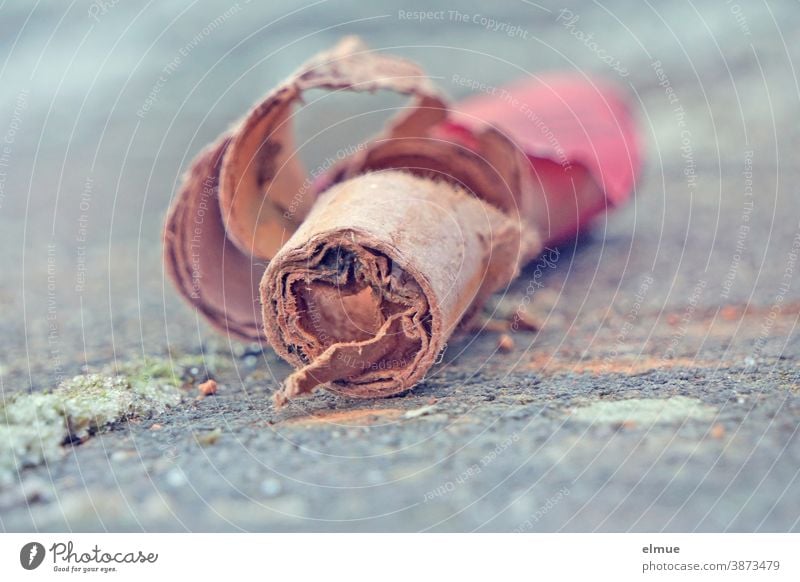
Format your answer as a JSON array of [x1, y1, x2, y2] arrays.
[[163, 138, 266, 342], [164, 37, 447, 341], [218, 35, 447, 260]]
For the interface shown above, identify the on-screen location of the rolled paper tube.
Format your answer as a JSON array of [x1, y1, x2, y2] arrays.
[[163, 37, 642, 403], [261, 170, 537, 404]]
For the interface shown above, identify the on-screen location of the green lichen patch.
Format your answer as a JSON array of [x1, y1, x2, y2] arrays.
[[0, 359, 185, 486]]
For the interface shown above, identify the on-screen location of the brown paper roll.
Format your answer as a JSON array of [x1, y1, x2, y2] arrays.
[[164, 37, 639, 406], [261, 170, 538, 404]]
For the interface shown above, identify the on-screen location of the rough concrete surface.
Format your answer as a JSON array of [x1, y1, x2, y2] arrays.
[[0, 0, 798, 531]]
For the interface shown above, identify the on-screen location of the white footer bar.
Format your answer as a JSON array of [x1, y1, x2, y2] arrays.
[[1, 533, 797, 581]]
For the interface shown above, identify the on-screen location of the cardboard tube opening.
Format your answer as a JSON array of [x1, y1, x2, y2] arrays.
[[261, 170, 530, 405]]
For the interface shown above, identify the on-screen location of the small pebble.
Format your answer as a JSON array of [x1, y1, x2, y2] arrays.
[[165, 468, 187, 487], [497, 334, 515, 352], [721, 305, 740, 321], [110, 450, 133, 462], [196, 428, 223, 446], [260, 478, 283, 498], [197, 379, 218, 397], [404, 404, 437, 419], [21, 477, 52, 503]]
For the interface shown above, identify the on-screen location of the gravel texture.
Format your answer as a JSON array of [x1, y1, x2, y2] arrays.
[[0, 0, 798, 532]]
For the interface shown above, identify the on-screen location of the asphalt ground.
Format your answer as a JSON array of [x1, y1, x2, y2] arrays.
[[0, 0, 798, 531]]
